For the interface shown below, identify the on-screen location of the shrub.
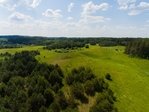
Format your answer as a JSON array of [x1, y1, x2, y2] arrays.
[[105, 73, 112, 81], [93, 78, 105, 92], [71, 83, 88, 103], [85, 45, 89, 48], [56, 91, 68, 110], [66, 67, 95, 85], [84, 80, 95, 96]]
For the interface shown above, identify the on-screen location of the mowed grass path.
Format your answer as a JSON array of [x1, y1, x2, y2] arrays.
[[0, 45, 149, 112]]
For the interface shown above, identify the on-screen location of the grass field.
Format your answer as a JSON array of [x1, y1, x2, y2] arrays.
[[0, 45, 149, 112]]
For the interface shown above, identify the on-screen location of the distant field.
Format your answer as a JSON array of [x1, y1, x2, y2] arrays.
[[0, 45, 149, 112]]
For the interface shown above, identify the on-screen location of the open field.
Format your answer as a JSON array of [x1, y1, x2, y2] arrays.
[[0, 45, 149, 112]]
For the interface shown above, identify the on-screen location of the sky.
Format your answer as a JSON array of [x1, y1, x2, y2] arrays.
[[0, 0, 149, 37]]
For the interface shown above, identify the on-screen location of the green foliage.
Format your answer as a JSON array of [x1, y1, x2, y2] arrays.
[[0, 35, 145, 48], [71, 83, 88, 103], [84, 80, 95, 96], [61, 107, 78, 112], [55, 91, 69, 110], [66, 67, 116, 111], [0, 52, 11, 57], [28, 93, 45, 112], [44, 88, 54, 107], [66, 67, 95, 85], [45, 40, 85, 50], [0, 83, 6, 97], [0, 51, 64, 112], [49, 101, 61, 112], [85, 44, 89, 48], [90, 91, 117, 112], [0, 50, 117, 112], [105, 73, 112, 81], [125, 39, 149, 59]]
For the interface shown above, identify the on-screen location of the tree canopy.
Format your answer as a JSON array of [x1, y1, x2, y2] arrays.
[[0, 51, 117, 112], [125, 39, 149, 59]]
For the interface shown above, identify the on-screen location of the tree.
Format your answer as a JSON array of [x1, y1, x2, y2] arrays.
[[71, 83, 88, 103], [44, 88, 54, 107], [105, 73, 112, 81], [28, 93, 45, 112], [85, 45, 89, 48], [125, 39, 149, 59]]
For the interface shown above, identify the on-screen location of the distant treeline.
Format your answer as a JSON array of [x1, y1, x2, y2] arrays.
[[0, 51, 117, 112], [1, 35, 148, 48], [125, 39, 149, 59], [44, 40, 85, 50]]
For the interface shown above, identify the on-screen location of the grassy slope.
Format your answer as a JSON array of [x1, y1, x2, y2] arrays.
[[0, 45, 149, 112]]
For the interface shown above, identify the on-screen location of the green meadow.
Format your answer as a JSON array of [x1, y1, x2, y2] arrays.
[[0, 45, 149, 112]]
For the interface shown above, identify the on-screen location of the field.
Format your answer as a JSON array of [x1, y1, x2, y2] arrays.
[[0, 45, 149, 112]]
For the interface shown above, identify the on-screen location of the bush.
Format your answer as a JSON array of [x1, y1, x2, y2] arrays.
[[93, 78, 105, 92], [56, 91, 68, 110], [105, 73, 112, 81], [71, 83, 88, 103], [84, 80, 95, 96], [66, 67, 95, 85], [90, 89, 117, 112], [85, 45, 89, 48]]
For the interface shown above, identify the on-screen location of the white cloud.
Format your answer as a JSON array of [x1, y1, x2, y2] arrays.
[[0, 0, 42, 10], [137, 2, 149, 12], [138, 2, 149, 10], [117, 0, 149, 15], [128, 10, 140, 15], [79, 15, 110, 24], [25, 0, 42, 8], [9, 12, 32, 22], [82, 1, 109, 15], [128, 2, 149, 15], [0, 0, 18, 11], [42, 9, 62, 19], [0, 19, 148, 37], [81, 1, 110, 24], [67, 17, 73, 21], [117, 0, 136, 10], [0, 0, 6, 3], [68, 2, 74, 12]]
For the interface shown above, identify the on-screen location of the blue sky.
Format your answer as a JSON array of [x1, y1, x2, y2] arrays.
[[0, 0, 149, 37]]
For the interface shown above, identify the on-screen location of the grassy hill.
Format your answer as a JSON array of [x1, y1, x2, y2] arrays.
[[0, 45, 149, 112]]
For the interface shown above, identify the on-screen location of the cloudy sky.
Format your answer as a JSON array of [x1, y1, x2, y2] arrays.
[[0, 0, 149, 37]]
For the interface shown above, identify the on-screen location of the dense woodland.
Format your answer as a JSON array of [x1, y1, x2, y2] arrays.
[[1, 35, 148, 49], [44, 40, 86, 50], [125, 39, 149, 59], [0, 51, 117, 112]]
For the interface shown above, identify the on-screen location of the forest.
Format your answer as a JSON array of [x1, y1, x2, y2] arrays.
[[125, 39, 149, 59], [1, 35, 148, 48], [0, 51, 117, 112]]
